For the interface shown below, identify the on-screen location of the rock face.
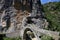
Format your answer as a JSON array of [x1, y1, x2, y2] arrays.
[[0, 0, 47, 33], [0, 0, 59, 40]]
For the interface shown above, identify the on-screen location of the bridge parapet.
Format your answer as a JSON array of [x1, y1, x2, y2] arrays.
[[23, 24, 60, 40]]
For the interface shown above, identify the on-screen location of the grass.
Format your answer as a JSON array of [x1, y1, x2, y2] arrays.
[[41, 35, 54, 40], [3, 37, 21, 40]]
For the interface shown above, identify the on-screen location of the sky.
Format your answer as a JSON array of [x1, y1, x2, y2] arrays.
[[41, 0, 59, 4]]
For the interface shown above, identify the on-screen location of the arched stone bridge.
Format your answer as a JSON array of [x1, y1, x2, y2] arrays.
[[4, 24, 60, 40]]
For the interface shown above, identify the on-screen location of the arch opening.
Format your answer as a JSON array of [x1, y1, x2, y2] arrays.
[[23, 28, 36, 40]]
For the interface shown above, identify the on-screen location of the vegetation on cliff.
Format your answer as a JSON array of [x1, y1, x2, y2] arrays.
[[43, 2, 60, 31]]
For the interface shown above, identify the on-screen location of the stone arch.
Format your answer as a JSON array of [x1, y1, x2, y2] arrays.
[[23, 28, 37, 40]]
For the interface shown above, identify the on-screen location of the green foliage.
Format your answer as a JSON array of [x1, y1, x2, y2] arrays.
[[43, 2, 60, 31], [3, 37, 21, 40], [41, 35, 53, 40]]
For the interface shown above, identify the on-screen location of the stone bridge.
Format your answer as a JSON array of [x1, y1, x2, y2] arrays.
[[4, 24, 59, 40]]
